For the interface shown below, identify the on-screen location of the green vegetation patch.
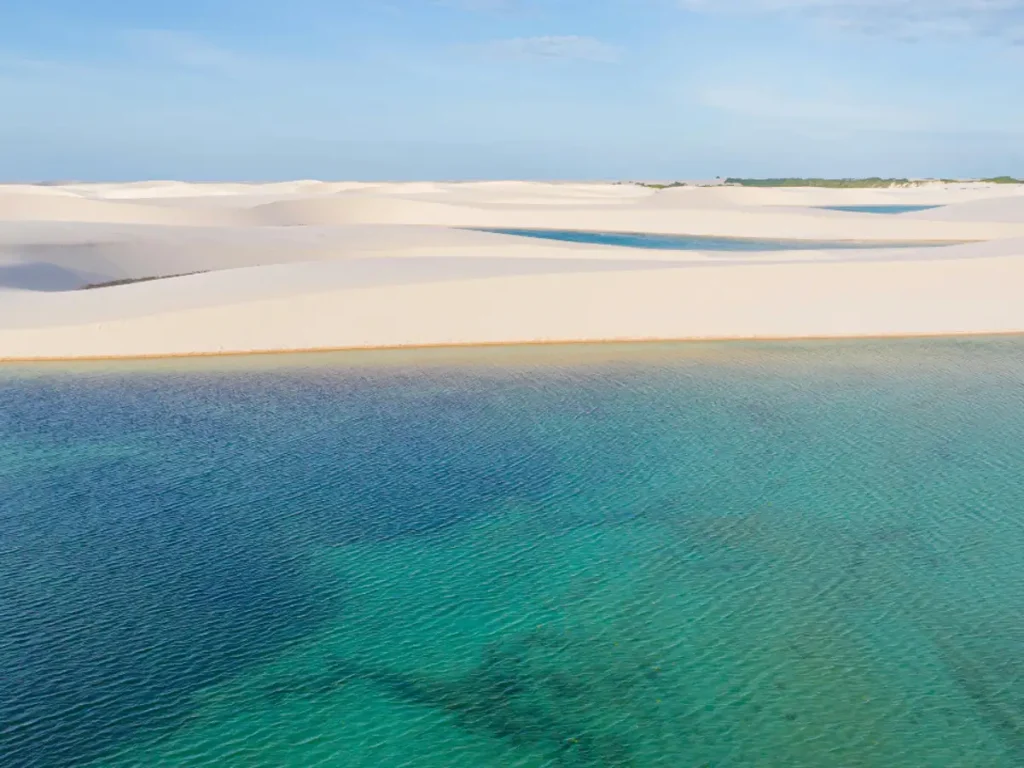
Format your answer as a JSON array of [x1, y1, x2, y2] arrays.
[[724, 177, 921, 188], [80, 271, 207, 289]]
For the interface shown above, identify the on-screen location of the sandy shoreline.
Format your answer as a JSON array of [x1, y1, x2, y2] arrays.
[[6, 331, 1024, 367], [1, 180, 1023, 361]]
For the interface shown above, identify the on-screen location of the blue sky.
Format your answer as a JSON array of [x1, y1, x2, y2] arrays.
[[2, 0, 1023, 180]]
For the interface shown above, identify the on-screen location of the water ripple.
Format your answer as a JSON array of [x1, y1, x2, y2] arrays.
[[1, 338, 1023, 766]]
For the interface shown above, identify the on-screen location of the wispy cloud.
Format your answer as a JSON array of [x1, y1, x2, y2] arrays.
[[697, 83, 931, 131], [680, 0, 1024, 42], [119, 30, 253, 76], [478, 35, 620, 62], [438, 0, 520, 9]]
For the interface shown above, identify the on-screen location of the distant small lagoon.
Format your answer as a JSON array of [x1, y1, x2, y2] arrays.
[[819, 204, 942, 214], [479, 227, 956, 251]]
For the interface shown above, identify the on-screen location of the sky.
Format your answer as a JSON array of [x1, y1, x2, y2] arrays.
[[1, 0, 1023, 181]]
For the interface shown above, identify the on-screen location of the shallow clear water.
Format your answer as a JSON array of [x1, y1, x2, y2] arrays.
[[477, 228, 952, 250], [819, 205, 942, 214], [2, 339, 1023, 768]]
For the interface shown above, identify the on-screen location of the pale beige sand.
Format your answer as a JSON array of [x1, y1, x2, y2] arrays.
[[1, 181, 1022, 360]]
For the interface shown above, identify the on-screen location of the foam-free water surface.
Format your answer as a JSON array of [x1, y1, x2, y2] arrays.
[[819, 205, 943, 214], [1, 339, 1022, 767], [478, 227, 954, 250]]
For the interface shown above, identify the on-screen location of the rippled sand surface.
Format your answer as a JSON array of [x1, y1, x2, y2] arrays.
[[2, 339, 1023, 767]]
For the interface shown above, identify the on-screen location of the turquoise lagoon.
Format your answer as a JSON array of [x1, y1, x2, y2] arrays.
[[1, 339, 1022, 767], [819, 205, 942, 214], [478, 228, 954, 250]]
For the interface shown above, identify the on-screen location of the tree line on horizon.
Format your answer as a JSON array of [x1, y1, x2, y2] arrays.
[[725, 176, 1023, 188], [635, 176, 1022, 189]]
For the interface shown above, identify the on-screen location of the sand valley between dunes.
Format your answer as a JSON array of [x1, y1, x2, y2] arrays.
[[1, 180, 1023, 360]]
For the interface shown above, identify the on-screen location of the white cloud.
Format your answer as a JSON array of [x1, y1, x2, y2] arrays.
[[680, 0, 1024, 42], [480, 35, 621, 62], [120, 30, 252, 76], [439, 0, 519, 9], [697, 84, 931, 131]]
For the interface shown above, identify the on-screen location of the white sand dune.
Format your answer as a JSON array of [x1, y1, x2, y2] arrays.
[[0, 192, 250, 226], [904, 195, 1024, 223], [0, 180, 1022, 360]]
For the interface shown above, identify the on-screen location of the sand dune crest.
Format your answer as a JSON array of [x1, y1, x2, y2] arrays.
[[0, 180, 1022, 360]]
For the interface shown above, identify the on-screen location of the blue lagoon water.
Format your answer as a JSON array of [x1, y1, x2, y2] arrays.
[[2, 339, 1023, 767], [819, 205, 942, 214], [478, 228, 953, 250]]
